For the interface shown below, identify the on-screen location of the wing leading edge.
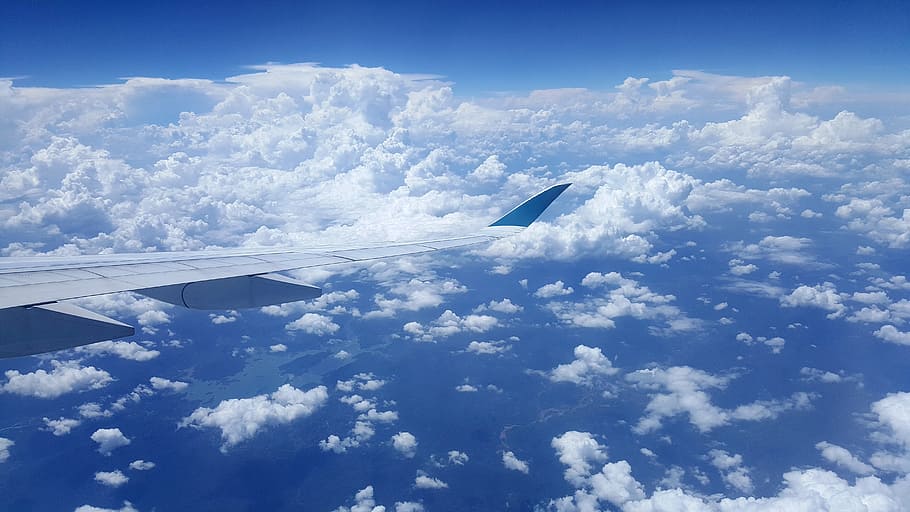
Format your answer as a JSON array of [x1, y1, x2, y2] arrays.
[[0, 184, 570, 358]]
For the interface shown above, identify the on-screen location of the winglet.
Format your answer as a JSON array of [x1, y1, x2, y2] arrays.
[[489, 183, 571, 227]]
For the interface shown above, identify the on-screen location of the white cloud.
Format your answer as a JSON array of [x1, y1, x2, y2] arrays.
[[546, 272, 695, 333], [2, 360, 112, 399], [336, 373, 386, 392], [94, 470, 129, 487], [548, 345, 619, 385], [815, 441, 874, 475], [0, 437, 13, 462], [502, 451, 530, 474], [43, 417, 81, 436], [474, 298, 523, 314], [780, 282, 847, 319], [534, 280, 574, 298], [180, 384, 328, 452], [74, 502, 139, 512], [465, 340, 511, 355], [626, 366, 813, 433], [91, 428, 131, 455], [286, 313, 339, 335], [332, 485, 383, 512], [404, 309, 499, 342], [551, 431, 608, 486], [77, 340, 160, 361], [708, 449, 754, 493], [414, 472, 448, 489], [269, 344, 288, 352], [448, 450, 469, 465], [455, 384, 478, 392], [129, 460, 155, 471], [874, 325, 910, 345], [392, 431, 418, 458], [728, 258, 758, 276], [149, 377, 188, 392]]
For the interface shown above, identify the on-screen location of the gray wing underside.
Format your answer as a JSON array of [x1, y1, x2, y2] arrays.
[[0, 184, 569, 358]]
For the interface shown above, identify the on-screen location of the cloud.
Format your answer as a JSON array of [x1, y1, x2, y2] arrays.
[[502, 451, 530, 474], [873, 325, 910, 345], [269, 344, 288, 352], [91, 428, 131, 455], [77, 341, 160, 361], [0, 437, 13, 462], [286, 313, 340, 335], [2, 361, 112, 399], [474, 298, 523, 314], [780, 282, 847, 319], [336, 373, 386, 393], [551, 431, 609, 486], [626, 366, 813, 433], [815, 441, 874, 475], [403, 309, 498, 342], [455, 384, 478, 392], [414, 472, 448, 489], [392, 432, 418, 458], [534, 280, 574, 298], [43, 416, 81, 436], [74, 502, 139, 512], [708, 449, 754, 494], [180, 384, 328, 452], [149, 377, 188, 392], [548, 345, 619, 385], [448, 450, 469, 465], [465, 340, 511, 355], [94, 470, 129, 487], [128, 460, 155, 471], [545, 272, 696, 333]]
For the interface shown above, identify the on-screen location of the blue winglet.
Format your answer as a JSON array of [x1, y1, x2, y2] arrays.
[[489, 183, 571, 227]]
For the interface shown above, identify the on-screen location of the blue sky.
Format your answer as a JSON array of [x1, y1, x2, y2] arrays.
[[3, 0, 908, 91]]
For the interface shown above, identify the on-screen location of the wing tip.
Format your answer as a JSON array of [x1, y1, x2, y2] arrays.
[[488, 183, 571, 228]]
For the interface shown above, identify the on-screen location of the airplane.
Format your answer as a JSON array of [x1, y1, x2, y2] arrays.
[[0, 184, 570, 358]]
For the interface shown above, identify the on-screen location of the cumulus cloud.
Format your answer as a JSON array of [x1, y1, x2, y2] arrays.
[[269, 344, 288, 352], [874, 325, 910, 345], [448, 450, 469, 465], [403, 309, 498, 342], [74, 502, 139, 512], [2, 360, 112, 399], [392, 432, 418, 458], [548, 345, 619, 385], [815, 441, 875, 475], [43, 416, 81, 436], [473, 298, 523, 314], [534, 280, 574, 298], [286, 313, 340, 335], [780, 282, 847, 319], [149, 377, 188, 392], [626, 366, 813, 433], [94, 470, 129, 487], [414, 472, 448, 489], [0, 437, 13, 462], [180, 384, 328, 452], [129, 460, 155, 471], [546, 272, 696, 333], [502, 451, 530, 474], [708, 449, 754, 494], [77, 340, 160, 361], [91, 428, 131, 455], [465, 340, 511, 355]]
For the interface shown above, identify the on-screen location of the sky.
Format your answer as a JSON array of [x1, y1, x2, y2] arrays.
[[2, 0, 909, 91], [3, 1, 910, 512]]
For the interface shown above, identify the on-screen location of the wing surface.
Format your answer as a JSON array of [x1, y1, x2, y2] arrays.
[[0, 184, 569, 357]]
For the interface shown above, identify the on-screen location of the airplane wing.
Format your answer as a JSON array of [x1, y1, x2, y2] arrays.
[[0, 184, 570, 358]]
